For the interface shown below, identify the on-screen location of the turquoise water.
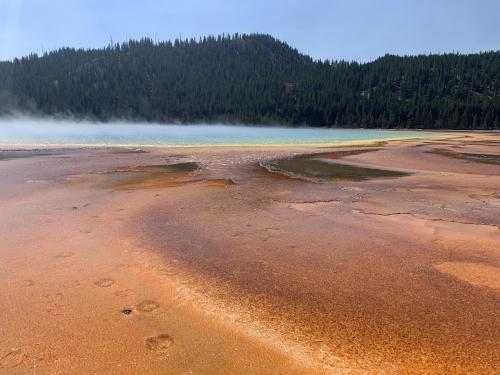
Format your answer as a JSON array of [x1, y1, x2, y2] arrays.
[[0, 119, 432, 146]]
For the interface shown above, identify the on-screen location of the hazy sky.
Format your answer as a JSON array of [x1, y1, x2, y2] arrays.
[[1, 0, 499, 62]]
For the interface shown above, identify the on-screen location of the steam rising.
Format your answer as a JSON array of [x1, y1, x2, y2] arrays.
[[0, 116, 426, 146]]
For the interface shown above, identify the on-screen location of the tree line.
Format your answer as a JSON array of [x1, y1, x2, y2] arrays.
[[0, 34, 498, 129]]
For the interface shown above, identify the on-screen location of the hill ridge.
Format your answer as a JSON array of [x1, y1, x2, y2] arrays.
[[0, 33, 498, 129]]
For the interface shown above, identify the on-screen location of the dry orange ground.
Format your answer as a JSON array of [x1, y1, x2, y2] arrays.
[[0, 132, 499, 374]]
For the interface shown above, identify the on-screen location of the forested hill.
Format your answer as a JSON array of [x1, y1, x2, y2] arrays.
[[0, 34, 499, 129]]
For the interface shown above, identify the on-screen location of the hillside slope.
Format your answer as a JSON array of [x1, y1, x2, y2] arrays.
[[0, 34, 498, 129]]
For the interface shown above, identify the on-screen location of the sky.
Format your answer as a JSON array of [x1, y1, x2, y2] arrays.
[[0, 0, 499, 62]]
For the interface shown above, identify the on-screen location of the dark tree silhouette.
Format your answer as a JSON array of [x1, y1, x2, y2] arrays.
[[0, 34, 498, 129]]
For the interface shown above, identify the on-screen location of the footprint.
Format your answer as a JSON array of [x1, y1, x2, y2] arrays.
[[21, 280, 35, 287], [55, 252, 74, 258], [135, 300, 160, 312], [145, 334, 174, 352], [0, 350, 26, 368], [94, 278, 114, 288]]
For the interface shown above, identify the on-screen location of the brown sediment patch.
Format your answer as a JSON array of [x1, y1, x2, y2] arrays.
[[460, 139, 500, 147], [428, 149, 500, 164], [135, 300, 160, 312], [107, 162, 198, 175], [319, 141, 388, 148], [261, 152, 408, 182], [158, 162, 199, 172], [435, 262, 500, 289], [145, 334, 174, 352], [114, 176, 234, 190], [94, 278, 115, 288], [110, 162, 199, 183], [0, 149, 69, 161], [77, 162, 235, 190], [192, 178, 235, 187], [315, 148, 380, 160], [469, 192, 500, 207], [95, 162, 200, 190], [110, 148, 149, 154], [0, 350, 26, 368]]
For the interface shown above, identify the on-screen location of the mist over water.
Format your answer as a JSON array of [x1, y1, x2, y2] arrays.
[[0, 117, 430, 146]]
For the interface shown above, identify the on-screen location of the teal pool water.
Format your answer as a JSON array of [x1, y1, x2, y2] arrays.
[[0, 119, 432, 146]]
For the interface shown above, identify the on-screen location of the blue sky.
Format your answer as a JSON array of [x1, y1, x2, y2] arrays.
[[1, 0, 499, 62]]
